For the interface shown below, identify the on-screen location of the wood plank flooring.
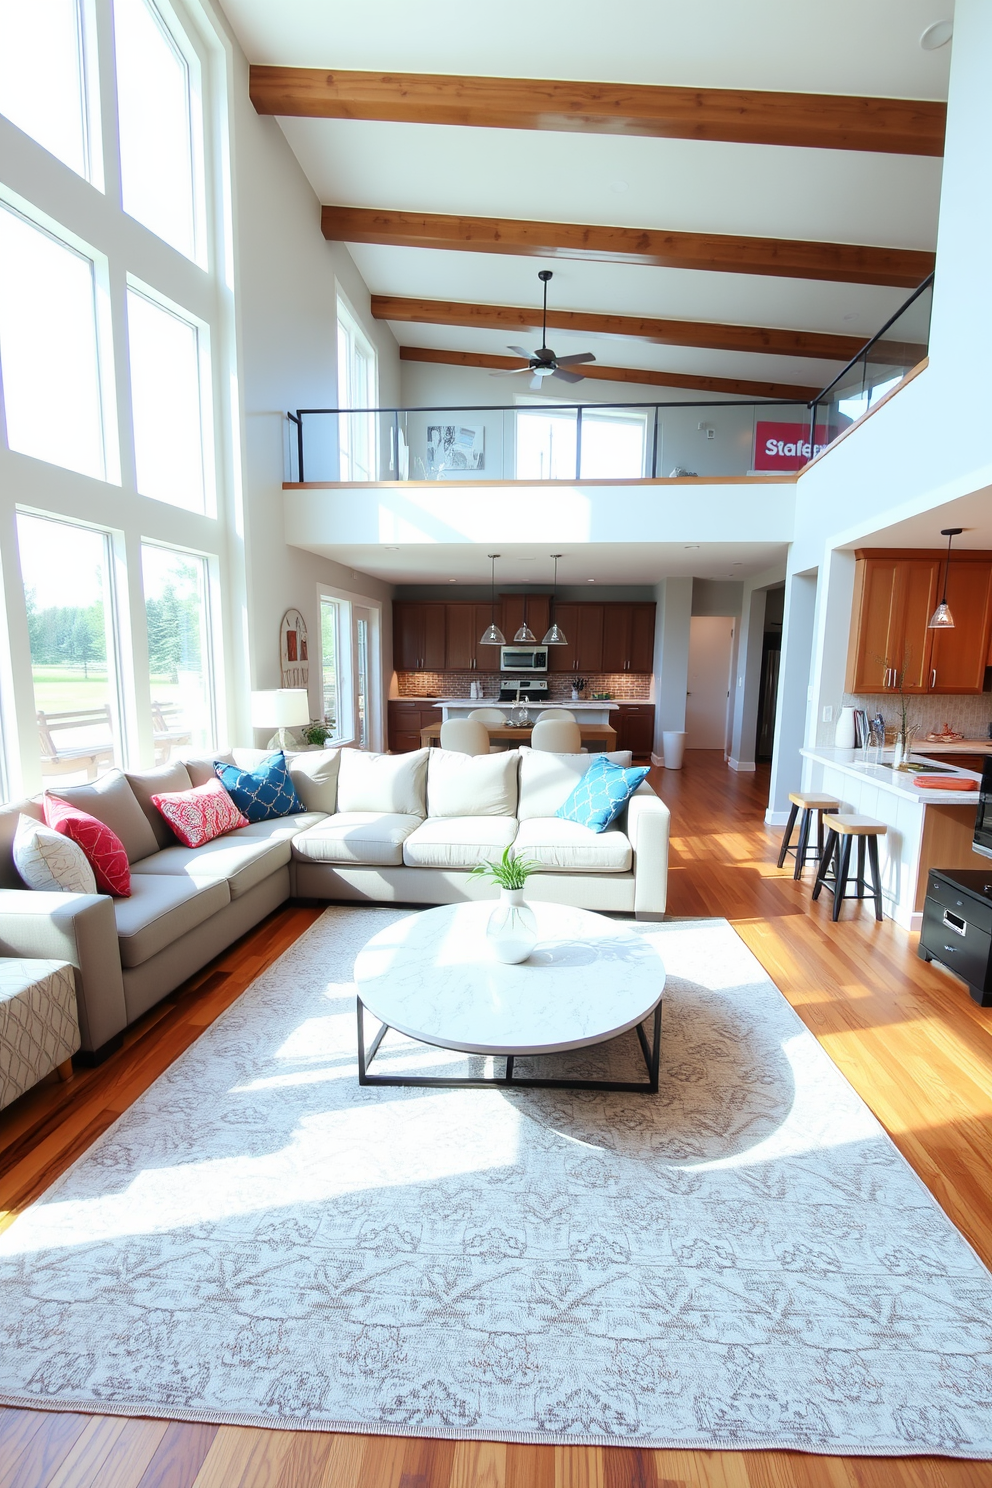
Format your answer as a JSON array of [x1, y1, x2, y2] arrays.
[[2, 752, 992, 1487]]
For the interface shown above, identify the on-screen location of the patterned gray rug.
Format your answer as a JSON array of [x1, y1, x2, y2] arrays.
[[1, 908, 991, 1456]]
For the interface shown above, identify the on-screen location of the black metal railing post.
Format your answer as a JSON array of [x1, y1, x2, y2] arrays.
[[651, 406, 660, 478]]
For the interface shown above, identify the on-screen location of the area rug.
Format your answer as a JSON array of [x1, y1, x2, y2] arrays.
[[1, 908, 991, 1458]]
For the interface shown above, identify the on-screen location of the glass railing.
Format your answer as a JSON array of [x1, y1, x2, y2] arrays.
[[286, 277, 933, 483], [807, 274, 933, 458], [287, 397, 814, 483]]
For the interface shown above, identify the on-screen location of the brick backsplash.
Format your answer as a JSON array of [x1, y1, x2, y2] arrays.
[[395, 671, 652, 701], [815, 691, 992, 745]]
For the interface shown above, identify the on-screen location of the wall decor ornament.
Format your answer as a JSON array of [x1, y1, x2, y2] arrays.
[[280, 609, 308, 689]]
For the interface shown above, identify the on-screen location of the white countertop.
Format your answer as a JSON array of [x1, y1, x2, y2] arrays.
[[434, 697, 621, 710], [802, 746, 982, 804], [913, 739, 992, 754]]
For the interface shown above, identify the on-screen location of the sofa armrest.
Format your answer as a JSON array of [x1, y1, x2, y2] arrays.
[[0, 891, 126, 1053], [625, 785, 670, 920]]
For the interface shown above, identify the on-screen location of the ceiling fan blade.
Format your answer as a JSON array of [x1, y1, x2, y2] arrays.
[[552, 367, 585, 384], [507, 345, 535, 359], [529, 373, 546, 391], [490, 365, 534, 376], [554, 352, 596, 366]]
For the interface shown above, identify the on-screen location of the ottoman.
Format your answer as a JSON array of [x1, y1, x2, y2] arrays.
[[0, 959, 80, 1112]]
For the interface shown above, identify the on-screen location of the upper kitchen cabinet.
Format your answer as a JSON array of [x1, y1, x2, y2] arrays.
[[444, 603, 500, 671], [846, 551, 992, 695], [602, 603, 656, 673], [547, 604, 604, 674], [500, 593, 550, 648], [392, 602, 447, 672]]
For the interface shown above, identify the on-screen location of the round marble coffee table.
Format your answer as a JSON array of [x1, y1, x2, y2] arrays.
[[353, 901, 665, 1093]]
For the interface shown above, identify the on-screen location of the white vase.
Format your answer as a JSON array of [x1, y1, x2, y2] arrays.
[[487, 887, 538, 964], [835, 706, 857, 749]]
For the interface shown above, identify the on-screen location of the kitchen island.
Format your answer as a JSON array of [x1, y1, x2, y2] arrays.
[[434, 698, 620, 726], [801, 747, 987, 931]]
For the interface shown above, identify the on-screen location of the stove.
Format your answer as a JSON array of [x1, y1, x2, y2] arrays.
[[497, 678, 549, 704]]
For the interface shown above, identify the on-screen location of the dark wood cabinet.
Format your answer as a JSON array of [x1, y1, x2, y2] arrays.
[[602, 603, 656, 673], [548, 603, 604, 673], [392, 602, 446, 673], [387, 700, 438, 753], [445, 603, 499, 671], [500, 593, 550, 646], [614, 703, 655, 757], [847, 551, 992, 696]]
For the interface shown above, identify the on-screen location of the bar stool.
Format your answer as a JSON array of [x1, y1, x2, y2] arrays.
[[777, 793, 841, 879], [811, 815, 886, 921]]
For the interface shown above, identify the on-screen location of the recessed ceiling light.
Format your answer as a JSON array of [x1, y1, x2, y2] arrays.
[[842, 312, 859, 322], [611, 179, 629, 194], [587, 578, 596, 583], [448, 578, 457, 583], [384, 545, 400, 551], [920, 19, 952, 49]]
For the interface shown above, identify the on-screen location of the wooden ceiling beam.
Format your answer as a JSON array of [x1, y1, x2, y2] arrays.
[[398, 345, 820, 401], [322, 207, 933, 288], [250, 67, 945, 156], [372, 294, 875, 363]]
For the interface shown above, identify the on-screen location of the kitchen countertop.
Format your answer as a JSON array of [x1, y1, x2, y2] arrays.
[[912, 738, 992, 754], [802, 746, 982, 804]]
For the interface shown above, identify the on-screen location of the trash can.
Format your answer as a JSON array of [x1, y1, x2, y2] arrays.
[[662, 731, 687, 770]]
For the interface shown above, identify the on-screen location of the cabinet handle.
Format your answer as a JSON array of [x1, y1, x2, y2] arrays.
[[930, 668, 936, 689]]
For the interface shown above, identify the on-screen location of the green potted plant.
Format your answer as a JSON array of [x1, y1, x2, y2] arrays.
[[300, 720, 332, 748], [470, 847, 540, 963]]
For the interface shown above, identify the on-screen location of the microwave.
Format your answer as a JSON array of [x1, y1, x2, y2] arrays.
[[500, 645, 549, 672]]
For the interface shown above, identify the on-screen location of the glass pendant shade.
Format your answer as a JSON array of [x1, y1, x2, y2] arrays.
[[542, 622, 568, 645], [927, 601, 955, 629], [480, 621, 506, 645], [513, 621, 537, 642]]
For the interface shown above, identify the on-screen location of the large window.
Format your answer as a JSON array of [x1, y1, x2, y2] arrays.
[[515, 406, 648, 479], [18, 513, 122, 785], [115, 0, 200, 260], [336, 299, 377, 480], [127, 284, 208, 511], [0, 205, 109, 479], [320, 597, 345, 739], [0, 0, 97, 183], [141, 542, 214, 759]]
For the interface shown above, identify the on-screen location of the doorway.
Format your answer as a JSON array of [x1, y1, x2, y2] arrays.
[[685, 616, 735, 749], [754, 585, 784, 762]]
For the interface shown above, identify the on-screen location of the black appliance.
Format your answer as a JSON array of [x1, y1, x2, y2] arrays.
[[974, 757, 992, 860], [919, 869, 992, 1005]]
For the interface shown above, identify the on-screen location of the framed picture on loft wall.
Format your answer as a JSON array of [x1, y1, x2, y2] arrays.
[[426, 423, 485, 476]]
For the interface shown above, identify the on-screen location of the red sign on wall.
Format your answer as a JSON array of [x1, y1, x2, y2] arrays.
[[754, 421, 832, 472]]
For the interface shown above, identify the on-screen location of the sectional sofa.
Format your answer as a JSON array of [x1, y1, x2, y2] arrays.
[[0, 745, 669, 1062]]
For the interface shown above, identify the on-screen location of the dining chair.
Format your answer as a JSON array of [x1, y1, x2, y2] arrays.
[[439, 719, 492, 756]]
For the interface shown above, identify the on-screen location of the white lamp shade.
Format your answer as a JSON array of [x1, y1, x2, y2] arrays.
[[250, 689, 310, 729]]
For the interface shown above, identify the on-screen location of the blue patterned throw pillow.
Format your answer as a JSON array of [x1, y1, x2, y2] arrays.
[[214, 752, 304, 823], [555, 754, 650, 833]]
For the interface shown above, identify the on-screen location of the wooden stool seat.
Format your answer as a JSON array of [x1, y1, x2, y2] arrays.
[[812, 816, 886, 921], [777, 794, 840, 879], [788, 792, 840, 811], [831, 816, 886, 836]]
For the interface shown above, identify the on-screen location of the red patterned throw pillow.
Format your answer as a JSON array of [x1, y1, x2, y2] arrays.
[[150, 777, 248, 848], [44, 794, 132, 897]]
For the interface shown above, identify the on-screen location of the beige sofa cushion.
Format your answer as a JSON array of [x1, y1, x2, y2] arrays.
[[125, 761, 194, 849], [516, 748, 633, 821], [337, 749, 428, 816], [292, 813, 422, 867], [47, 770, 160, 863], [403, 816, 518, 869], [114, 875, 230, 968], [131, 831, 290, 899], [513, 817, 632, 873], [181, 751, 236, 787], [284, 750, 340, 814], [426, 748, 518, 818], [234, 812, 328, 841]]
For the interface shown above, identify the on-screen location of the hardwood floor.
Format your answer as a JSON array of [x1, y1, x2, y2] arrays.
[[3, 751, 992, 1487]]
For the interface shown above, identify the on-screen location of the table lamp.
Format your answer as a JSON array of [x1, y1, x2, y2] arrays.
[[250, 689, 310, 750]]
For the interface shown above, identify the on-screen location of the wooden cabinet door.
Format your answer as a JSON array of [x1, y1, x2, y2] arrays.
[[547, 604, 580, 672], [628, 603, 656, 673], [392, 604, 422, 672], [617, 704, 654, 756], [847, 558, 939, 693], [575, 603, 604, 672], [601, 604, 631, 672], [444, 604, 475, 670], [500, 594, 550, 646], [422, 604, 447, 671], [928, 562, 992, 693], [473, 605, 499, 669]]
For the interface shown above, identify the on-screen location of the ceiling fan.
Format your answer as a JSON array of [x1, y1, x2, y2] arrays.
[[491, 270, 596, 390]]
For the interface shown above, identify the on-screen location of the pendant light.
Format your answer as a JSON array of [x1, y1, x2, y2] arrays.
[[513, 590, 537, 643], [479, 553, 506, 645], [928, 526, 963, 628], [542, 554, 569, 646]]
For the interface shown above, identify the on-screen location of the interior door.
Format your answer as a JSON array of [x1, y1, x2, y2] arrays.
[[685, 616, 735, 749]]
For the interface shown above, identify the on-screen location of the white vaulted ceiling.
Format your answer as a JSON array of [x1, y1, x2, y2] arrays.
[[220, 0, 952, 397]]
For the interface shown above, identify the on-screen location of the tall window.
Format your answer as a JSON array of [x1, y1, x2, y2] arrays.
[[515, 406, 648, 479], [141, 543, 213, 758], [18, 513, 121, 785], [114, 0, 199, 260], [320, 597, 345, 738], [336, 299, 377, 480], [0, 205, 108, 479], [0, 0, 96, 183], [515, 408, 577, 480], [127, 284, 208, 511]]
